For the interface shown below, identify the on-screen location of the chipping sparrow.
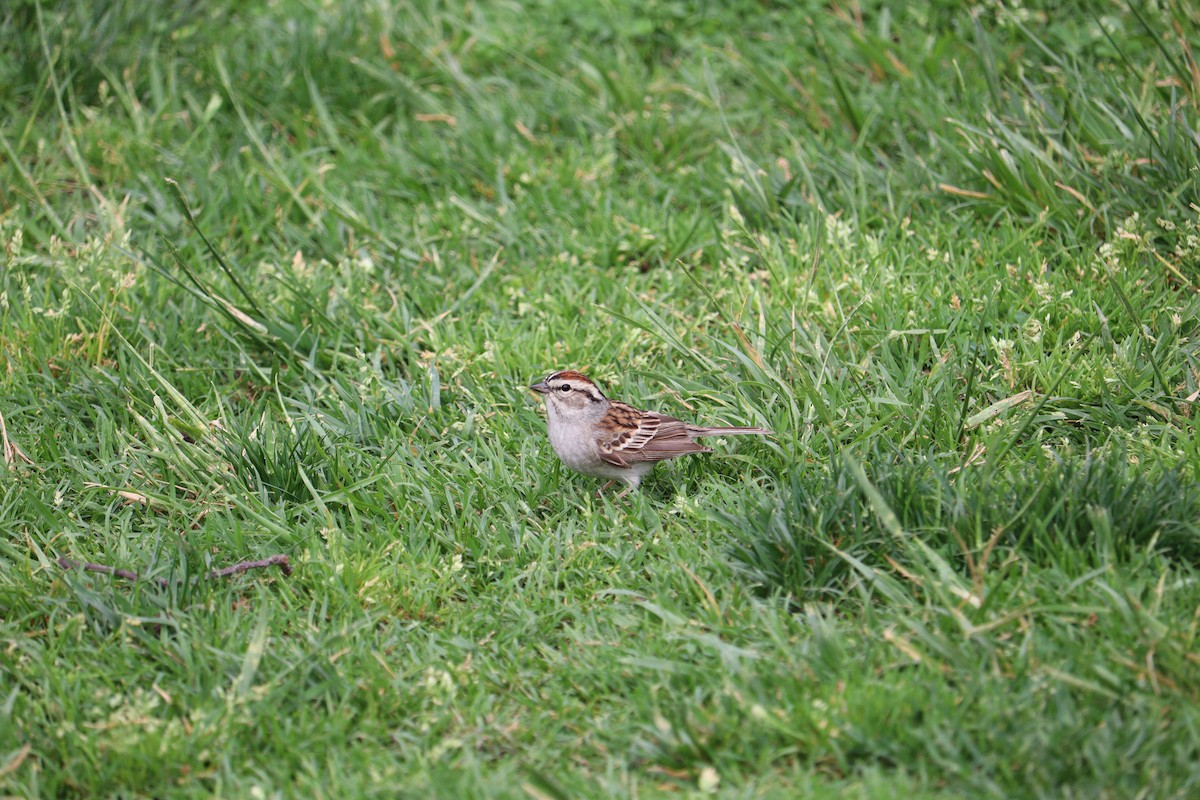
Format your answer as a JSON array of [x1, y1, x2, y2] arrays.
[[529, 370, 770, 496]]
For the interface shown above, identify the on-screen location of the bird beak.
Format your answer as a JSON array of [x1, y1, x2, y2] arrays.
[[529, 380, 549, 394]]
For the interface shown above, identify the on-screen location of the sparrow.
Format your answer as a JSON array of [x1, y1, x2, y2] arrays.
[[529, 370, 770, 496]]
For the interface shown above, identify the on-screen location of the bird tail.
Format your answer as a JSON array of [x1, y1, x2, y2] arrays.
[[688, 425, 771, 438]]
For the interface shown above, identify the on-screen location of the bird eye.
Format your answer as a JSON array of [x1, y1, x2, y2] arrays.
[[559, 385, 571, 392]]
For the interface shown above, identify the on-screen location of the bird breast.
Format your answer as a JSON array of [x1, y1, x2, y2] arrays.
[[547, 417, 604, 473]]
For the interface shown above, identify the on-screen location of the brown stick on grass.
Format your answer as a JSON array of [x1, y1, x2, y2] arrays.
[[207, 554, 293, 579], [56, 555, 292, 585]]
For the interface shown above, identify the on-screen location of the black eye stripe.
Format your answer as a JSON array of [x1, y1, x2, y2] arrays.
[[549, 380, 604, 400]]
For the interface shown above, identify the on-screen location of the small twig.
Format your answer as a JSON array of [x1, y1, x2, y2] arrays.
[[57, 557, 170, 587], [207, 554, 293, 579], [57, 554, 292, 586]]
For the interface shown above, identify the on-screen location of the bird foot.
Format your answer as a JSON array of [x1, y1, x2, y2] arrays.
[[597, 480, 636, 502]]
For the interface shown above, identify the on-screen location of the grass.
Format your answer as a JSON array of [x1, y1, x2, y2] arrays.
[[2, 0, 1199, 797]]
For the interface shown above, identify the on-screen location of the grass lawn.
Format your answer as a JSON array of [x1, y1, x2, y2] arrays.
[[3, 0, 1199, 796]]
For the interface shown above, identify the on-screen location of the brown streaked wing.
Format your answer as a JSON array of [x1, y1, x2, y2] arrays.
[[597, 406, 710, 465]]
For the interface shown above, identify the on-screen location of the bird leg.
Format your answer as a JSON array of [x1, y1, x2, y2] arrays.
[[596, 480, 616, 497]]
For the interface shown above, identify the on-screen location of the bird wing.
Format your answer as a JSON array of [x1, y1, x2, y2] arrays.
[[597, 406, 710, 466]]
